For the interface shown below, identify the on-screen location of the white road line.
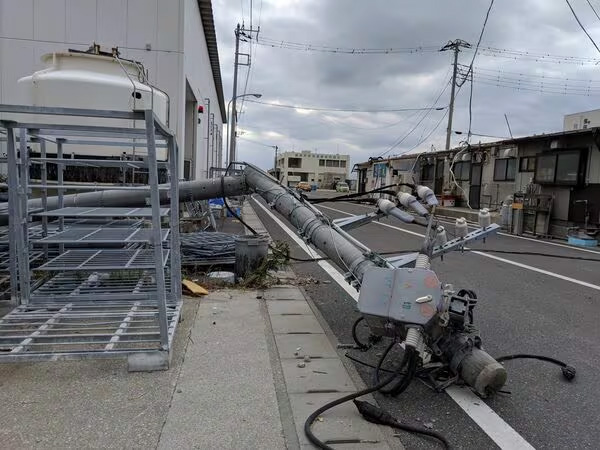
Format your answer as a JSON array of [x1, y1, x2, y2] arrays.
[[341, 201, 600, 255], [257, 199, 535, 449], [320, 204, 600, 292], [446, 386, 536, 450], [251, 198, 359, 301]]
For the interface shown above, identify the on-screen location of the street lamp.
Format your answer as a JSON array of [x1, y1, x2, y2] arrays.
[[227, 93, 262, 167]]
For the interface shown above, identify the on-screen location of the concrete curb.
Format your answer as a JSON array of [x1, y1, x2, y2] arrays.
[[244, 198, 401, 449]]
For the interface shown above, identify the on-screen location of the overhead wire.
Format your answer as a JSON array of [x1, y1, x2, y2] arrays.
[[243, 99, 446, 113], [377, 76, 452, 158], [565, 0, 600, 55], [586, 0, 600, 21], [456, 0, 495, 89], [255, 36, 439, 54]]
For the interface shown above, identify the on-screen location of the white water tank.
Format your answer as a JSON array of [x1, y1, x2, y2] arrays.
[[18, 50, 169, 159]]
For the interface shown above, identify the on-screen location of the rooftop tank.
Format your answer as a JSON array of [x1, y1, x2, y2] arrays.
[[18, 47, 169, 159]]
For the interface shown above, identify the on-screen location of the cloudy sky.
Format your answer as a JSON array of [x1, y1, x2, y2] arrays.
[[212, 0, 600, 173]]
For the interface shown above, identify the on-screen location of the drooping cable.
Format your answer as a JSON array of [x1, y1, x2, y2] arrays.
[[565, 0, 600, 55]]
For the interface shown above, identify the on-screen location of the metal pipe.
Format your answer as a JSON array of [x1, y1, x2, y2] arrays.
[[0, 176, 246, 225]]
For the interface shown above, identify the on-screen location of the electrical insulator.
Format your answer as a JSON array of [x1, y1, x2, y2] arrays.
[[478, 208, 491, 229], [455, 217, 468, 238], [416, 185, 438, 206], [435, 226, 448, 246], [415, 253, 431, 269], [397, 192, 429, 216]]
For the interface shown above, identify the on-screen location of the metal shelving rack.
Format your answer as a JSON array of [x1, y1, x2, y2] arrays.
[[0, 105, 182, 370]]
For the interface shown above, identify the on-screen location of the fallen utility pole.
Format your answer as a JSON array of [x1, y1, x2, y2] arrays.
[[2, 161, 507, 398]]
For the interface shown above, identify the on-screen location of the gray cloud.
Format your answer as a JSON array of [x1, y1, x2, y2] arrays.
[[213, 0, 600, 172]]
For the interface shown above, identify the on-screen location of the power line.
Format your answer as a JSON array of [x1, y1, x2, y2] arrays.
[[565, 0, 600, 55], [463, 0, 495, 143], [377, 77, 452, 158], [238, 136, 277, 148], [255, 36, 439, 54], [472, 46, 600, 64], [459, 64, 600, 83], [457, 0, 495, 88], [586, 0, 600, 21], [459, 67, 600, 92], [466, 75, 600, 96], [244, 99, 447, 113]]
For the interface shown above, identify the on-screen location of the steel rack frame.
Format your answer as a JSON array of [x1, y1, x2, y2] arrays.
[[0, 105, 182, 370]]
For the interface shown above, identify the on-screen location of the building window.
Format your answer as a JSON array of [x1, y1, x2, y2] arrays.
[[319, 159, 325, 166], [326, 159, 340, 167], [421, 163, 434, 181], [374, 163, 387, 178], [556, 153, 580, 183], [397, 159, 415, 171], [493, 158, 516, 181], [535, 154, 556, 183], [519, 157, 536, 172], [340, 160, 346, 168], [453, 161, 470, 181], [535, 151, 582, 185], [288, 157, 302, 168]]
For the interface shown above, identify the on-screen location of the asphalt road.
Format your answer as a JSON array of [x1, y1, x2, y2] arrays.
[[251, 193, 600, 450]]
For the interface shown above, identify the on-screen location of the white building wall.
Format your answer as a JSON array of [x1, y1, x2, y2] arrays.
[[563, 109, 600, 131], [276, 151, 350, 187], [0, 0, 223, 180], [183, 0, 225, 180]]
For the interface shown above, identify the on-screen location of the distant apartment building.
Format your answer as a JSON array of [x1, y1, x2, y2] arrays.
[[274, 150, 350, 188], [564, 109, 600, 131]]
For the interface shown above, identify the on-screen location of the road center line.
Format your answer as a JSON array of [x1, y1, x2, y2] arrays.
[[319, 204, 600, 292], [342, 201, 600, 255], [254, 199, 535, 449]]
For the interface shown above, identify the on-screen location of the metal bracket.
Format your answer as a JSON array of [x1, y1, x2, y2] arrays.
[[432, 223, 500, 258], [332, 212, 382, 231]]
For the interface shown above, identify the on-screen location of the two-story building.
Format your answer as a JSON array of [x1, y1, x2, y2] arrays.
[[274, 150, 350, 188], [355, 127, 600, 238]]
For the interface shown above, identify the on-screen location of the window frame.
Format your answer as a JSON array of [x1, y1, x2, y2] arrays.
[[534, 150, 583, 186], [453, 161, 470, 181], [519, 156, 536, 172], [493, 158, 517, 182], [420, 163, 434, 181]]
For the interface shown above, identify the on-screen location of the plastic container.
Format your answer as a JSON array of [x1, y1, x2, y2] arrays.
[[234, 234, 269, 279], [207, 271, 235, 284]]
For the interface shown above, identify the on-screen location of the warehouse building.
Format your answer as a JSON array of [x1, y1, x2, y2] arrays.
[[0, 0, 226, 180], [275, 150, 350, 188]]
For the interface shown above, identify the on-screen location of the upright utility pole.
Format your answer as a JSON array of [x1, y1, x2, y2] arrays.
[[228, 23, 260, 165], [440, 39, 471, 150], [228, 24, 241, 166]]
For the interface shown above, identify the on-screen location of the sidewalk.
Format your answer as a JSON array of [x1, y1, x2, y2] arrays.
[[0, 202, 402, 449]]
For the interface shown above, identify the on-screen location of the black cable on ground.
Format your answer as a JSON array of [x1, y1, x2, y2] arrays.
[[374, 341, 419, 396], [495, 354, 576, 381], [309, 183, 414, 204], [354, 399, 451, 449], [351, 316, 382, 350], [304, 347, 450, 449]]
